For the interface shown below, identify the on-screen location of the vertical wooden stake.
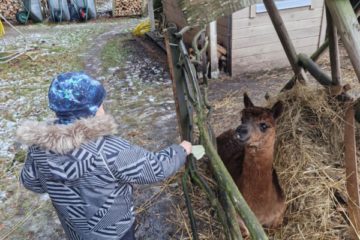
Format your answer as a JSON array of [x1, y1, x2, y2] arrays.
[[148, 0, 155, 32], [208, 21, 219, 79], [326, 6, 341, 85], [249, 5, 256, 18], [318, 4, 327, 48], [344, 103, 360, 238], [165, 28, 199, 239], [164, 28, 191, 140], [262, 0, 308, 83]]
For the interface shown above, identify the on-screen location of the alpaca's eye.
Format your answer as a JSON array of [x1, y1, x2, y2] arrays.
[[259, 123, 268, 132]]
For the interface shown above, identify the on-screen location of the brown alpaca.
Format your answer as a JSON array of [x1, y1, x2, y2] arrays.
[[217, 93, 286, 229]]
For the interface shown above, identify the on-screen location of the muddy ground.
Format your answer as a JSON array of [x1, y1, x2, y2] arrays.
[[0, 18, 359, 240]]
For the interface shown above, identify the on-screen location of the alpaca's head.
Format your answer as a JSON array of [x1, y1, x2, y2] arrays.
[[235, 93, 283, 154]]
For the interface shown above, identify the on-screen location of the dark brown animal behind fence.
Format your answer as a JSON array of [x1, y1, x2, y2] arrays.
[[216, 93, 286, 231]]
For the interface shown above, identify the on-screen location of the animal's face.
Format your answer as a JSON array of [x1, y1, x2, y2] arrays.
[[235, 93, 283, 152]]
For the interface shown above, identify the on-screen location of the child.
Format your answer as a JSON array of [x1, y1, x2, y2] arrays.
[[17, 72, 193, 240]]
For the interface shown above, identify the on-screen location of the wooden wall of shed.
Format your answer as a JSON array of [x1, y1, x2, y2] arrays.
[[217, 16, 230, 50], [231, 0, 326, 75]]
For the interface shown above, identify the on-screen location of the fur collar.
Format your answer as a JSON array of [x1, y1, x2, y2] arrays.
[[16, 114, 118, 154]]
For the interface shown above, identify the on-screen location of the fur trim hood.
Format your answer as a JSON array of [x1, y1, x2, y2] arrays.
[[16, 114, 118, 154]]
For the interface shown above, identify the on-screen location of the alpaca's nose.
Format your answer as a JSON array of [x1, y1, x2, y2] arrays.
[[236, 125, 249, 141]]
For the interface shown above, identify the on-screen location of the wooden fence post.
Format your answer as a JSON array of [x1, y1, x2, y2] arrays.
[[344, 104, 360, 238], [208, 21, 219, 79], [325, 0, 360, 82], [326, 6, 341, 86], [164, 27, 192, 140], [148, 0, 155, 31], [262, 0, 308, 83]]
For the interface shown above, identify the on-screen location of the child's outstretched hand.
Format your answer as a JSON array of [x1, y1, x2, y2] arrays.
[[180, 141, 192, 155], [191, 145, 205, 160]]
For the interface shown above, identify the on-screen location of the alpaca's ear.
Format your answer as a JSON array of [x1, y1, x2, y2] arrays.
[[243, 92, 254, 108], [271, 101, 283, 119]]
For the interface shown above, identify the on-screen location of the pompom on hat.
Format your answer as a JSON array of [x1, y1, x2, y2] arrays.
[[48, 72, 106, 124]]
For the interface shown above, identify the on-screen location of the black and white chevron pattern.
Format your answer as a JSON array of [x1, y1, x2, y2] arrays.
[[20, 135, 186, 239]]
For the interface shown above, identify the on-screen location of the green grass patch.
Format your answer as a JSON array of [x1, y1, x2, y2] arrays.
[[101, 35, 131, 71]]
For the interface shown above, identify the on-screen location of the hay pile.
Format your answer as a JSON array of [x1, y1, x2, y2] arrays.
[[270, 85, 359, 240]]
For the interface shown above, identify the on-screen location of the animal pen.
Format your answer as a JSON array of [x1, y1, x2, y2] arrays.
[[163, 0, 360, 239]]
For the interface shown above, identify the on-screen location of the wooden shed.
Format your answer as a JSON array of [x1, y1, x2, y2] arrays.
[[163, 0, 327, 76]]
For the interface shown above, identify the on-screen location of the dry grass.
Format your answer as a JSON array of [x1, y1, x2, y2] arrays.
[[167, 160, 225, 240], [211, 90, 243, 136], [268, 85, 359, 240]]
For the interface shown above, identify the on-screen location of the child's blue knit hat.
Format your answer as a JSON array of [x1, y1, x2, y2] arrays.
[[48, 72, 106, 124]]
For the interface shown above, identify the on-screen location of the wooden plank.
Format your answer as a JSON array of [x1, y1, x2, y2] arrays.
[[232, 7, 251, 19], [217, 19, 229, 27], [148, 0, 155, 31], [217, 24, 229, 31], [326, 6, 341, 85], [163, 0, 186, 23], [232, 17, 321, 37], [311, 0, 324, 9], [232, 36, 318, 57], [217, 17, 229, 31], [218, 32, 229, 39], [250, 5, 256, 18], [218, 37, 229, 48], [257, 0, 309, 82], [164, 28, 190, 140], [218, 27, 229, 35], [232, 8, 323, 29], [318, 4, 327, 47], [209, 21, 219, 78], [232, 26, 321, 48], [218, 33, 229, 39], [218, 23, 229, 28], [344, 103, 360, 237], [218, 32, 229, 38], [232, 56, 291, 73], [217, 16, 230, 51], [218, 36, 229, 47], [232, 45, 317, 64], [232, 58, 289, 73], [164, 0, 181, 8], [231, 46, 318, 74], [326, 0, 360, 82], [164, 12, 186, 25]]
